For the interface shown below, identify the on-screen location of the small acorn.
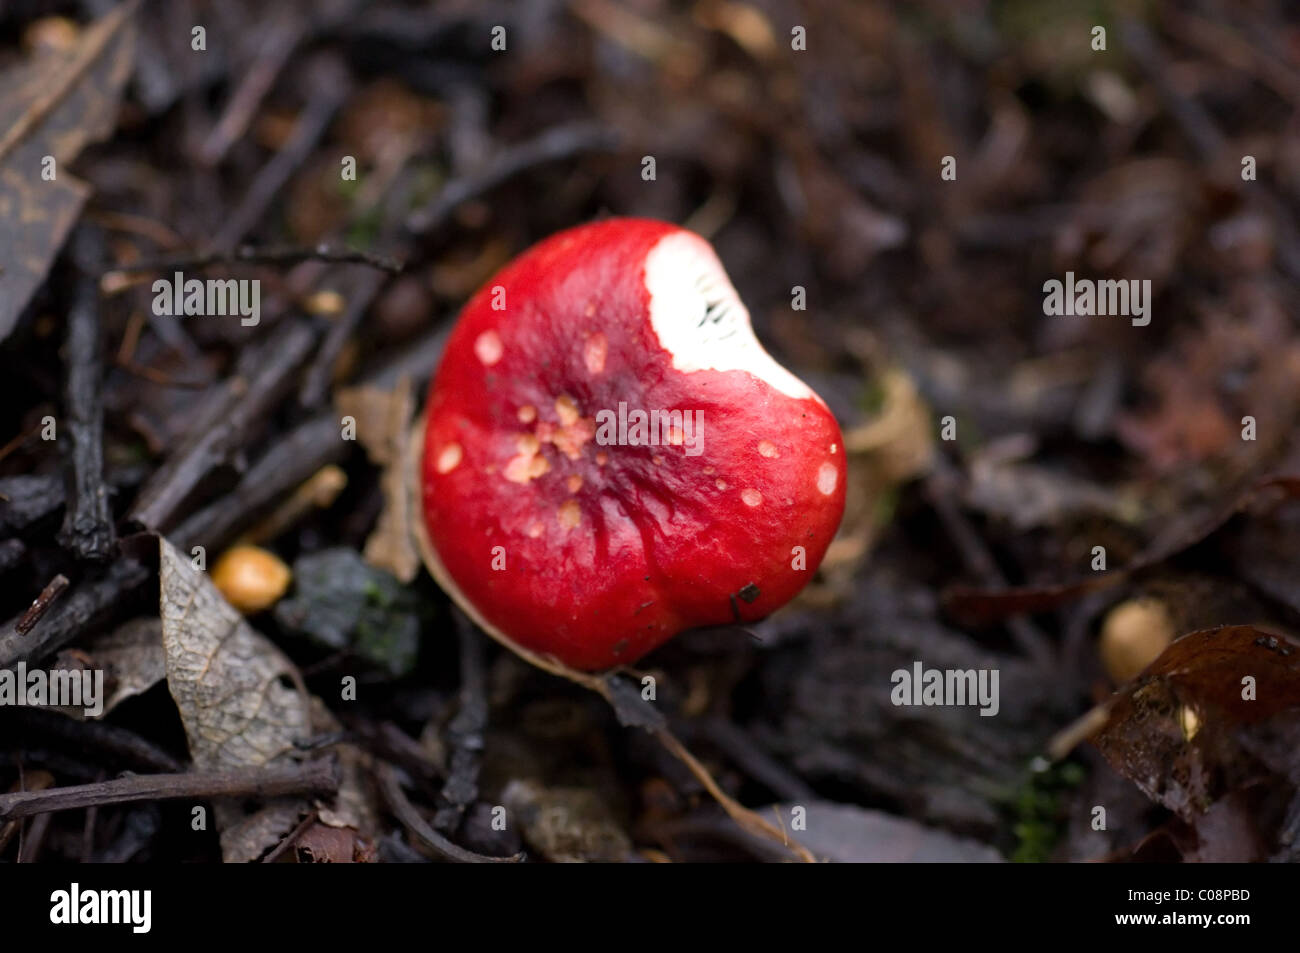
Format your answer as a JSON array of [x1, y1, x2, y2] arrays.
[[211, 544, 292, 614], [1099, 597, 1174, 684]]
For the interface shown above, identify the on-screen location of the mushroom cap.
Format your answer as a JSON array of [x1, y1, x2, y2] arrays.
[[421, 218, 845, 670]]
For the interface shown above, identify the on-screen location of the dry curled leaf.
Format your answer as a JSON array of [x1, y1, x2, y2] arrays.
[[0, 0, 137, 341], [1090, 625, 1300, 820]]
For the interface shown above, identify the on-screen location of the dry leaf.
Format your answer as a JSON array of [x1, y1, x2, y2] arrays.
[[158, 536, 312, 861], [160, 537, 311, 768], [336, 377, 419, 582], [220, 802, 308, 864], [0, 0, 138, 341], [1090, 625, 1300, 820], [291, 821, 359, 863]]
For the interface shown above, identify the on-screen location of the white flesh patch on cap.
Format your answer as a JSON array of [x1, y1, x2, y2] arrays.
[[644, 231, 817, 401]]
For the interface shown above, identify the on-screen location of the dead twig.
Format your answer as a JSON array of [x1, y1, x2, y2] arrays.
[[376, 763, 523, 864], [925, 456, 1056, 669], [15, 574, 70, 635], [211, 55, 351, 252], [434, 609, 488, 832], [129, 318, 320, 533], [0, 760, 339, 823], [0, 556, 152, 669], [105, 243, 404, 277], [198, 9, 307, 166], [405, 122, 621, 234], [7, 708, 185, 773], [57, 227, 116, 562]]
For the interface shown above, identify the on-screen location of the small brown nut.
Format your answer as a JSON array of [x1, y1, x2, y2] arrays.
[[23, 17, 80, 54], [1099, 597, 1174, 684], [211, 544, 292, 614], [301, 289, 346, 317]]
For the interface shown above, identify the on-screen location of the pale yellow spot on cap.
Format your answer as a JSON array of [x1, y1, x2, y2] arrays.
[[666, 427, 684, 446], [742, 488, 763, 507], [652, 455, 664, 466], [558, 499, 581, 529], [715, 478, 727, 491], [584, 333, 608, 374], [528, 522, 544, 538], [555, 394, 579, 427], [567, 474, 583, 493], [518, 404, 537, 424], [474, 330, 503, 366], [595, 451, 609, 466], [830, 443, 838, 454], [504, 451, 550, 483], [817, 461, 838, 495], [436, 442, 463, 474], [758, 440, 778, 458], [517, 433, 540, 455], [703, 465, 715, 475]]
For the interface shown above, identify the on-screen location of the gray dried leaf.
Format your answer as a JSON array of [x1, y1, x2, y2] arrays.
[[219, 801, 307, 864], [159, 537, 313, 861], [160, 537, 311, 769]]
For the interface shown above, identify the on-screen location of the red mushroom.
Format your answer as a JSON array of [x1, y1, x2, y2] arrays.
[[419, 218, 845, 670]]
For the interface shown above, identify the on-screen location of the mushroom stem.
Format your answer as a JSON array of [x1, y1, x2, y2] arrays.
[[408, 417, 815, 863]]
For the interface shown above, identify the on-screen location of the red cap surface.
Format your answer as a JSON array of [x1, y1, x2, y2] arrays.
[[421, 218, 845, 670]]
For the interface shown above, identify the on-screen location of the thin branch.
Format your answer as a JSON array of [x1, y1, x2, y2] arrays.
[[58, 227, 116, 561], [434, 609, 488, 832], [15, 574, 70, 635], [376, 763, 523, 864], [0, 556, 151, 669], [260, 809, 319, 864], [129, 318, 320, 533], [105, 243, 404, 277], [925, 455, 1057, 669], [0, 760, 339, 823], [7, 708, 185, 773], [406, 122, 621, 234], [212, 54, 352, 251]]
